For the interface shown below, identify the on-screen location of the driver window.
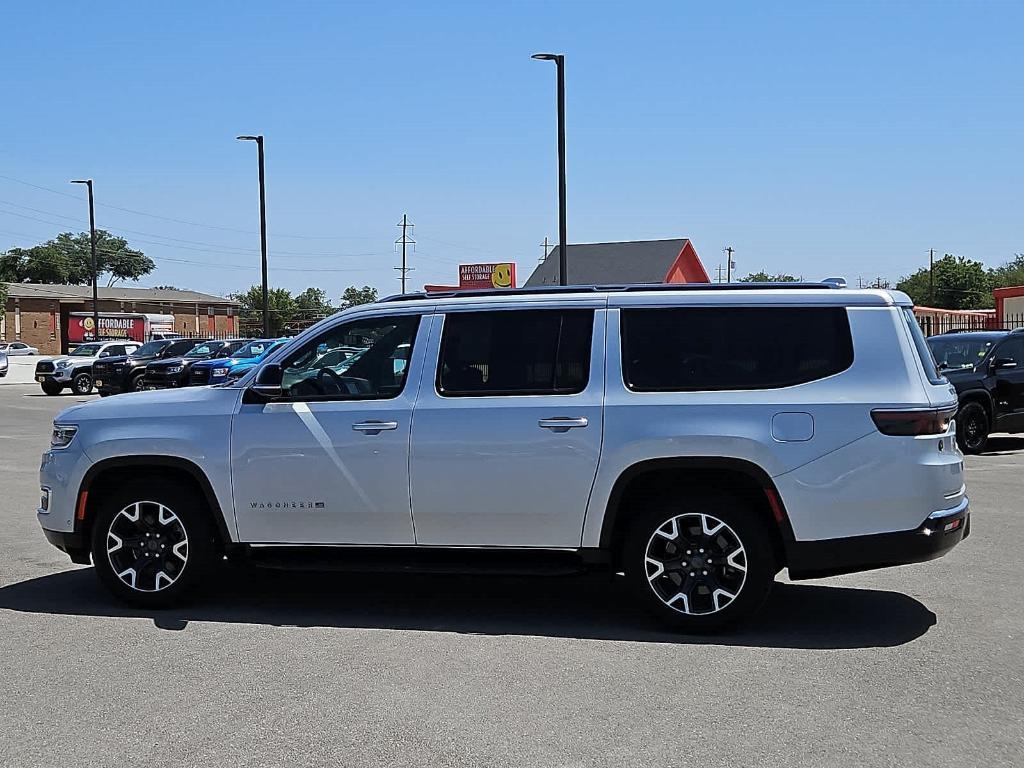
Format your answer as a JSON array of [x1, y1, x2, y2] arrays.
[[280, 314, 420, 400]]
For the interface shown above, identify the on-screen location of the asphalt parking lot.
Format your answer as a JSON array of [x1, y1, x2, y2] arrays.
[[1, 383, 1021, 768]]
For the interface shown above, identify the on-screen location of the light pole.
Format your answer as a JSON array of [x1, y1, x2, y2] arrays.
[[70, 179, 99, 340], [237, 135, 270, 337], [532, 52, 567, 286]]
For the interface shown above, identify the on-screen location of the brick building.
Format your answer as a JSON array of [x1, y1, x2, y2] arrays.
[[2, 283, 239, 355]]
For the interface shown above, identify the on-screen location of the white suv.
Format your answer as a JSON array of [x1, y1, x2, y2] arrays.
[[37, 283, 969, 630], [35, 341, 141, 396]]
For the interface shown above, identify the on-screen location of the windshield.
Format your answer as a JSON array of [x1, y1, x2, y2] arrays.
[[185, 343, 219, 358], [233, 340, 271, 359], [134, 341, 168, 356], [70, 344, 103, 357], [927, 336, 996, 370]]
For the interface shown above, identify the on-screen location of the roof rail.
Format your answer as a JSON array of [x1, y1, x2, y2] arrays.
[[378, 281, 845, 304]]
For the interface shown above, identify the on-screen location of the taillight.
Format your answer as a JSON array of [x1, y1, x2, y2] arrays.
[[871, 407, 956, 436]]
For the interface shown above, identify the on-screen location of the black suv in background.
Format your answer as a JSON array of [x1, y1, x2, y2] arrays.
[[143, 339, 246, 389], [927, 328, 1024, 452], [94, 338, 204, 396]]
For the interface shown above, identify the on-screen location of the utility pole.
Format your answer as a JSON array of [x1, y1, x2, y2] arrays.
[[929, 248, 935, 305], [532, 53, 568, 285], [539, 236, 551, 264], [69, 179, 99, 340], [236, 135, 270, 337], [716, 264, 724, 283], [394, 214, 415, 293], [725, 246, 735, 282]]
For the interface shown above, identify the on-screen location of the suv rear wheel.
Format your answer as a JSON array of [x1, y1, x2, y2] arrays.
[[957, 401, 989, 454], [72, 371, 93, 395], [90, 479, 216, 607], [623, 489, 775, 632]]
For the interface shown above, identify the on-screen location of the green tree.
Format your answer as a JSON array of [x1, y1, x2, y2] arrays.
[[295, 287, 335, 318], [738, 271, 800, 282], [338, 285, 378, 309], [230, 286, 298, 336], [896, 254, 993, 309], [0, 230, 154, 286], [988, 253, 1024, 289]]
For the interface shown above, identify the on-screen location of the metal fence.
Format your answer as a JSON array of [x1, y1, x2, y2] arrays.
[[916, 313, 1024, 337]]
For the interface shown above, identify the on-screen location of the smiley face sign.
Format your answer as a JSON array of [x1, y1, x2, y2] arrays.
[[459, 262, 517, 289]]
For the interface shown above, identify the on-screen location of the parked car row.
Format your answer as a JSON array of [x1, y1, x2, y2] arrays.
[[34, 337, 288, 396]]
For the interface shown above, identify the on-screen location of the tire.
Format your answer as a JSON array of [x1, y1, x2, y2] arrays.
[[622, 488, 776, 632], [90, 479, 216, 608], [98, 391, 111, 397], [957, 401, 989, 454], [41, 381, 63, 396], [72, 371, 93, 395], [130, 372, 146, 392]]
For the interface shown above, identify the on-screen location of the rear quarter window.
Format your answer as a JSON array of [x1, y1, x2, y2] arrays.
[[621, 306, 854, 392], [902, 308, 945, 385]]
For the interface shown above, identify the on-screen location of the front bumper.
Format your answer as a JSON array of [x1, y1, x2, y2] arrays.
[[786, 497, 970, 579], [35, 369, 73, 385], [144, 371, 187, 389], [42, 528, 91, 564]]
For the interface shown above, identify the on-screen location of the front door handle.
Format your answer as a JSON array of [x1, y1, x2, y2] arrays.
[[352, 420, 399, 434], [538, 416, 589, 432]]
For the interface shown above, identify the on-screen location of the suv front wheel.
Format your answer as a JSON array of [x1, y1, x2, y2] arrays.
[[956, 401, 989, 454], [90, 480, 216, 607], [623, 489, 775, 632]]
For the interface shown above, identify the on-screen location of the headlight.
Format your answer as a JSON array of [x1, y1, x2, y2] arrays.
[[212, 367, 229, 377], [167, 365, 183, 374], [51, 424, 78, 449], [56, 360, 71, 369]]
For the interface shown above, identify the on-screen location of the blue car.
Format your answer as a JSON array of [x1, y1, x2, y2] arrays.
[[188, 338, 287, 386]]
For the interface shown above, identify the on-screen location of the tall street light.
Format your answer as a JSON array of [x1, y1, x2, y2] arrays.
[[532, 52, 568, 286], [70, 179, 99, 340], [237, 134, 270, 337]]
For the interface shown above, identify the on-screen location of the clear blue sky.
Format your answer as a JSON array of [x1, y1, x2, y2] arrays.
[[1, 0, 1021, 298]]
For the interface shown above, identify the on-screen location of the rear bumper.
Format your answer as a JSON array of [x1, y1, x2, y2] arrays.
[[787, 497, 970, 579]]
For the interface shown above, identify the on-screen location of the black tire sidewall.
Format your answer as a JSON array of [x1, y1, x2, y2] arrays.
[[41, 381, 63, 395], [89, 479, 216, 607], [622, 489, 776, 632], [72, 371, 92, 395], [131, 372, 146, 391], [957, 402, 989, 454]]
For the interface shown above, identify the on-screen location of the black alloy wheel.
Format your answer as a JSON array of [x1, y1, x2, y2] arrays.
[[72, 371, 92, 395], [957, 402, 989, 454], [90, 480, 216, 607], [623, 489, 776, 632]]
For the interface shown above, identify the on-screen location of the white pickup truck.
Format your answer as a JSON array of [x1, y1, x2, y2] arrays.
[[34, 341, 140, 395]]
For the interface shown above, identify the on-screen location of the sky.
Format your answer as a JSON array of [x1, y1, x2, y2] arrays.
[[1, 0, 1021, 300]]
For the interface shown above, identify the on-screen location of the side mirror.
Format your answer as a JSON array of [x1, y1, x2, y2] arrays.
[[250, 363, 283, 398], [992, 358, 1018, 372]]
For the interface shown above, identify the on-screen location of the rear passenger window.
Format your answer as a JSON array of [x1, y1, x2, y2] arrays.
[[621, 307, 853, 391], [438, 309, 593, 396]]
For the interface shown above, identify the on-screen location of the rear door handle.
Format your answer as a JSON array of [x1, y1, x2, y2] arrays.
[[352, 420, 399, 434], [538, 417, 589, 432]]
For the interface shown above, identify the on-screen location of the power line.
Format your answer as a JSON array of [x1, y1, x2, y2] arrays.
[[0, 200, 382, 258], [0, 173, 366, 240]]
